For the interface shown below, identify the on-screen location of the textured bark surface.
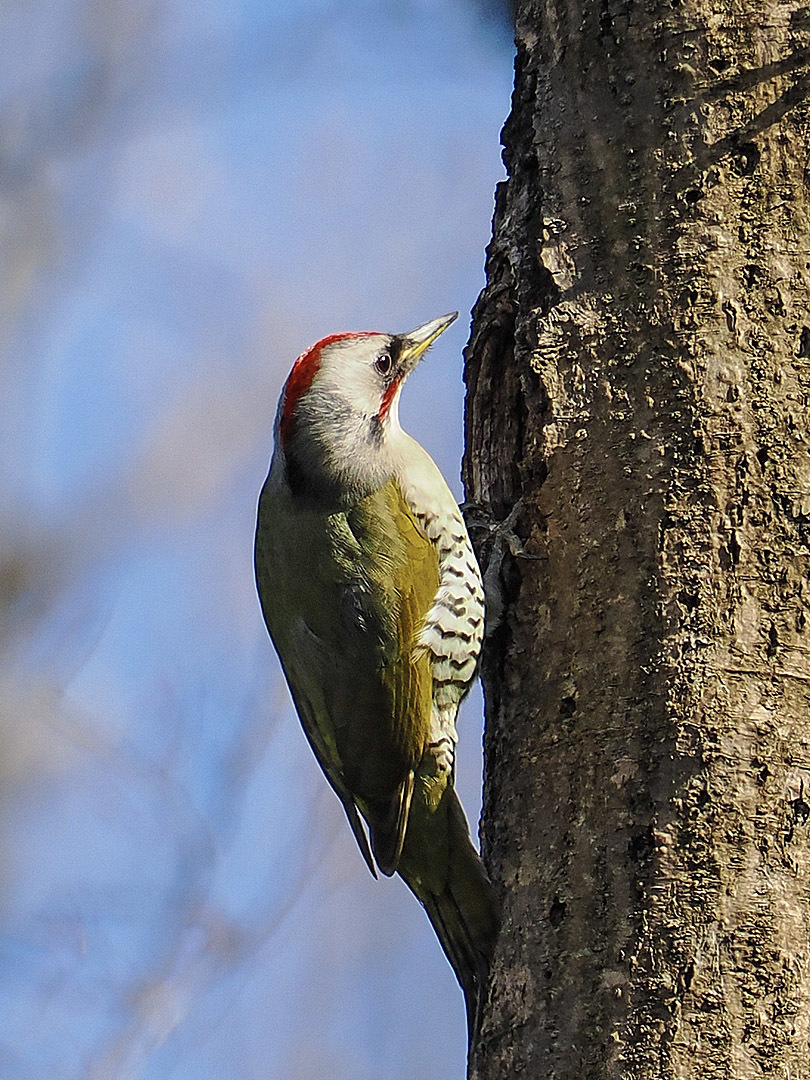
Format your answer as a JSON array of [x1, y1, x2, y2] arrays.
[[464, 2, 810, 1077]]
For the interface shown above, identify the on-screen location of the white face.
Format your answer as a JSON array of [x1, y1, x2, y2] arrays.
[[282, 333, 406, 502], [314, 334, 400, 429]]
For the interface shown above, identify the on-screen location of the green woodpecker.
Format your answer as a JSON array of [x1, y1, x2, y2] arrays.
[[254, 312, 499, 1038]]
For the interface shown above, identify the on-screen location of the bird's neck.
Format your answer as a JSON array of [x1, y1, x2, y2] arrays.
[[278, 419, 400, 509]]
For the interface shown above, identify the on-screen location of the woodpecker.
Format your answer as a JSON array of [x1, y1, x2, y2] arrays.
[[254, 312, 499, 1039]]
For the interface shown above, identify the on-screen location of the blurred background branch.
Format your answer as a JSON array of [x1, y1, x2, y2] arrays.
[[0, 3, 512, 1077]]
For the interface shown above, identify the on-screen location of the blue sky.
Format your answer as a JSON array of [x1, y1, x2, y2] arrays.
[[0, 3, 513, 1077]]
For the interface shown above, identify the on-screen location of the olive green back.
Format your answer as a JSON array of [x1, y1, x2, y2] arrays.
[[255, 474, 440, 850]]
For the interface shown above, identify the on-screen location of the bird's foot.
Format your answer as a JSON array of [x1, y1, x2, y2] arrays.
[[462, 498, 539, 634]]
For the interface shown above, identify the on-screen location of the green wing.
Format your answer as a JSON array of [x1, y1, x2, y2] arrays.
[[255, 475, 440, 876]]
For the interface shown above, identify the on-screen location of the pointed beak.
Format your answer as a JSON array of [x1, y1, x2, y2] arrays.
[[399, 311, 458, 374]]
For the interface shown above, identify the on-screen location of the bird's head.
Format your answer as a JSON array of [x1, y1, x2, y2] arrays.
[[274, 312, 457, 502]]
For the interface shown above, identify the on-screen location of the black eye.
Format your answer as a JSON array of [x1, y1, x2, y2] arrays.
[[375, 353, 392, 376]]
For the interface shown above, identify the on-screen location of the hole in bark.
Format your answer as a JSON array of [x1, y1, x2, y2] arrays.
[[559, 695, 577, 719], [742, 264, 764, 287], [730, 140, 760, 176], [549, 897, 566, 927], [708, 56, 730, 73], [628, 828, 654, 863], [679, 960, 696, 992], [683, 187, 703, 204], [753, 757, 770, 785], [679, 286, 698, 307], [727, 531, 741, 566], [679, 589, 699, 612], [756, 445, 768, 469], [798, 326, 810, 358], [767, 622, 779, 658], [785, 782, 809, 843], [791, 783, 810, 827]]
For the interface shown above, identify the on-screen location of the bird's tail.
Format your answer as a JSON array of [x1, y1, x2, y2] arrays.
[[397, 786, 500, 1044]]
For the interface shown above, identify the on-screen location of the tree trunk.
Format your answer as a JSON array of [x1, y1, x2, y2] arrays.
[[464, 2, 810, 1077]]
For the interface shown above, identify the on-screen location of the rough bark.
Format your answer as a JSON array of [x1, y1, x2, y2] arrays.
[[464, 2, 810, 1077]]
